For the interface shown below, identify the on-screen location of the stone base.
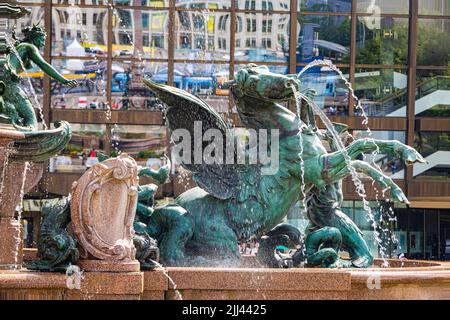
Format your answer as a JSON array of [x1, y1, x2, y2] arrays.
[[78, 260, 140, 273], [1, 260, 450, 300], [0, 218, 22, 270], [0, 270, 143, 300]]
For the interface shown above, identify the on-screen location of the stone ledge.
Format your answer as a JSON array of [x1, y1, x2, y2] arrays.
[[143, 270, 169, 291], [350, 269, 450, 285], [166, 289, 349, 300], [0, 271, 67, 289], [164, 267, 352, 291]]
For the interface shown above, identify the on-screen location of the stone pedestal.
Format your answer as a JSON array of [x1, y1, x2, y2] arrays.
[[0, 218, 22, 269], [0, 126, 44, 270], [71, 154, 140, 272], [0, 127, 26, 270]]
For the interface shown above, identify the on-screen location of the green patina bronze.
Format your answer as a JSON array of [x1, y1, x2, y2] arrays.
[[29, 163, 170, 272], [0, 2, 73, 162], [0, 24, 77, 131], [27, 197, 79, 272], [29, 64, 425, 270], [141, 64, 425, 268]]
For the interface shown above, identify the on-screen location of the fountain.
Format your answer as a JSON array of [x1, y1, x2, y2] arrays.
[[0, 1, 449, 300], [1, 56, 449, 298], [0, 1, 72, 271]]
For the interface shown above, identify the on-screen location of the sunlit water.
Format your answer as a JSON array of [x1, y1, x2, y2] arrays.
[[291, 60, 395, 266], [14, 162, 30, 269], [0, 145, 11, 197], [151, 259, 183, 300]]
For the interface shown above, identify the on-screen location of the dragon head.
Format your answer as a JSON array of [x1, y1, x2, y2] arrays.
[[225, 64, 301, 102]]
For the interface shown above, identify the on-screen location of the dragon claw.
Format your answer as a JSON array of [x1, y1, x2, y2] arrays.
[[400, 146, 426, 165], [391, 187, 409, 205]]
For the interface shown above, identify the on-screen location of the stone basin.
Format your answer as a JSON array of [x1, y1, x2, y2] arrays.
[[0, 258, 449, 300], [0, 123, 71, 270]]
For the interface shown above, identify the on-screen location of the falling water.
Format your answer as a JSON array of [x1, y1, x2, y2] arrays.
[[70, 2, 111, 120], [290, 86, 308, 251], [0, 145, 12, 196], [288, 82, 390, 267], [297, 59, 397, 266], [150, 259, 183, 300], [4, 36, 48, 130], [13, 162, 30, 269]]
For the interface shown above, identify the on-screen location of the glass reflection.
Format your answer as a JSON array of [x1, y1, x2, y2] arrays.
[[355, 69, 408, 117], [111, 125, 167, 164], [235, 13, 290, 63], [415, 70, 450, 118], [356, 16, 409, 65], [414, 131, 450, 180], [418, 0, 450, 15], [115, 0, 169, 7], [52, 7, 109, 57], [111, 61, 168, 110], [417, 19, 450, 66], [356, 0, 409, 14], [297, 15, 351, 64], [297, 66, 349, 116], [51, 59, 108, 109], [50, 124, 107, 173], [113, 9, 169, 59], [299, 0, 352, 13], [177, 0, 231, 9], [175, 11, 229, 61], [174, 63, 229, 113]]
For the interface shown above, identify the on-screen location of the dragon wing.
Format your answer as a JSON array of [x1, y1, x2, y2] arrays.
[[144, 79, 240, 199]]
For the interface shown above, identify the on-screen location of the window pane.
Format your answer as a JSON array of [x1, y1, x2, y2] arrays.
[[417, 19, 450, 66], [175, 11, 229, 61], [419, 0, 450, 15], [408, 209, 425, 259], [356, 16, 408, 65], [353, 130, 406, 178], [50, 59, 108, 110], [111, 61, 168, 110], [297, 15, 351, 64], [177, 0, 231, 10], [355, 68, 408, 117], [298, 0, 352, 13], [52, 7, 109, 57], [174, 63, 230, 113], [414, 131, 450, 180], [111, 125, 168, 163], [112, 9, 169, 59], [357, 0, 409, 14], [236, 0, 288, 10], [115, 0, 170, 7], [297, 66, 350, 116], [235, 13, 290, 63], [415, 70, 450, 117], [50, 123, 107, 173]]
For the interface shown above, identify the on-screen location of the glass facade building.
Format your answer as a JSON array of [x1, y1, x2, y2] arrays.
[[15, 0, 450, 261]]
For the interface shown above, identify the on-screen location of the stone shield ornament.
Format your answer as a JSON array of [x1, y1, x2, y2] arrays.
[[70, 154, 140, 272]]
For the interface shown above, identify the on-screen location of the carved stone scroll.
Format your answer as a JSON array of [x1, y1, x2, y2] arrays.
[[70, 154, 140, 272]]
